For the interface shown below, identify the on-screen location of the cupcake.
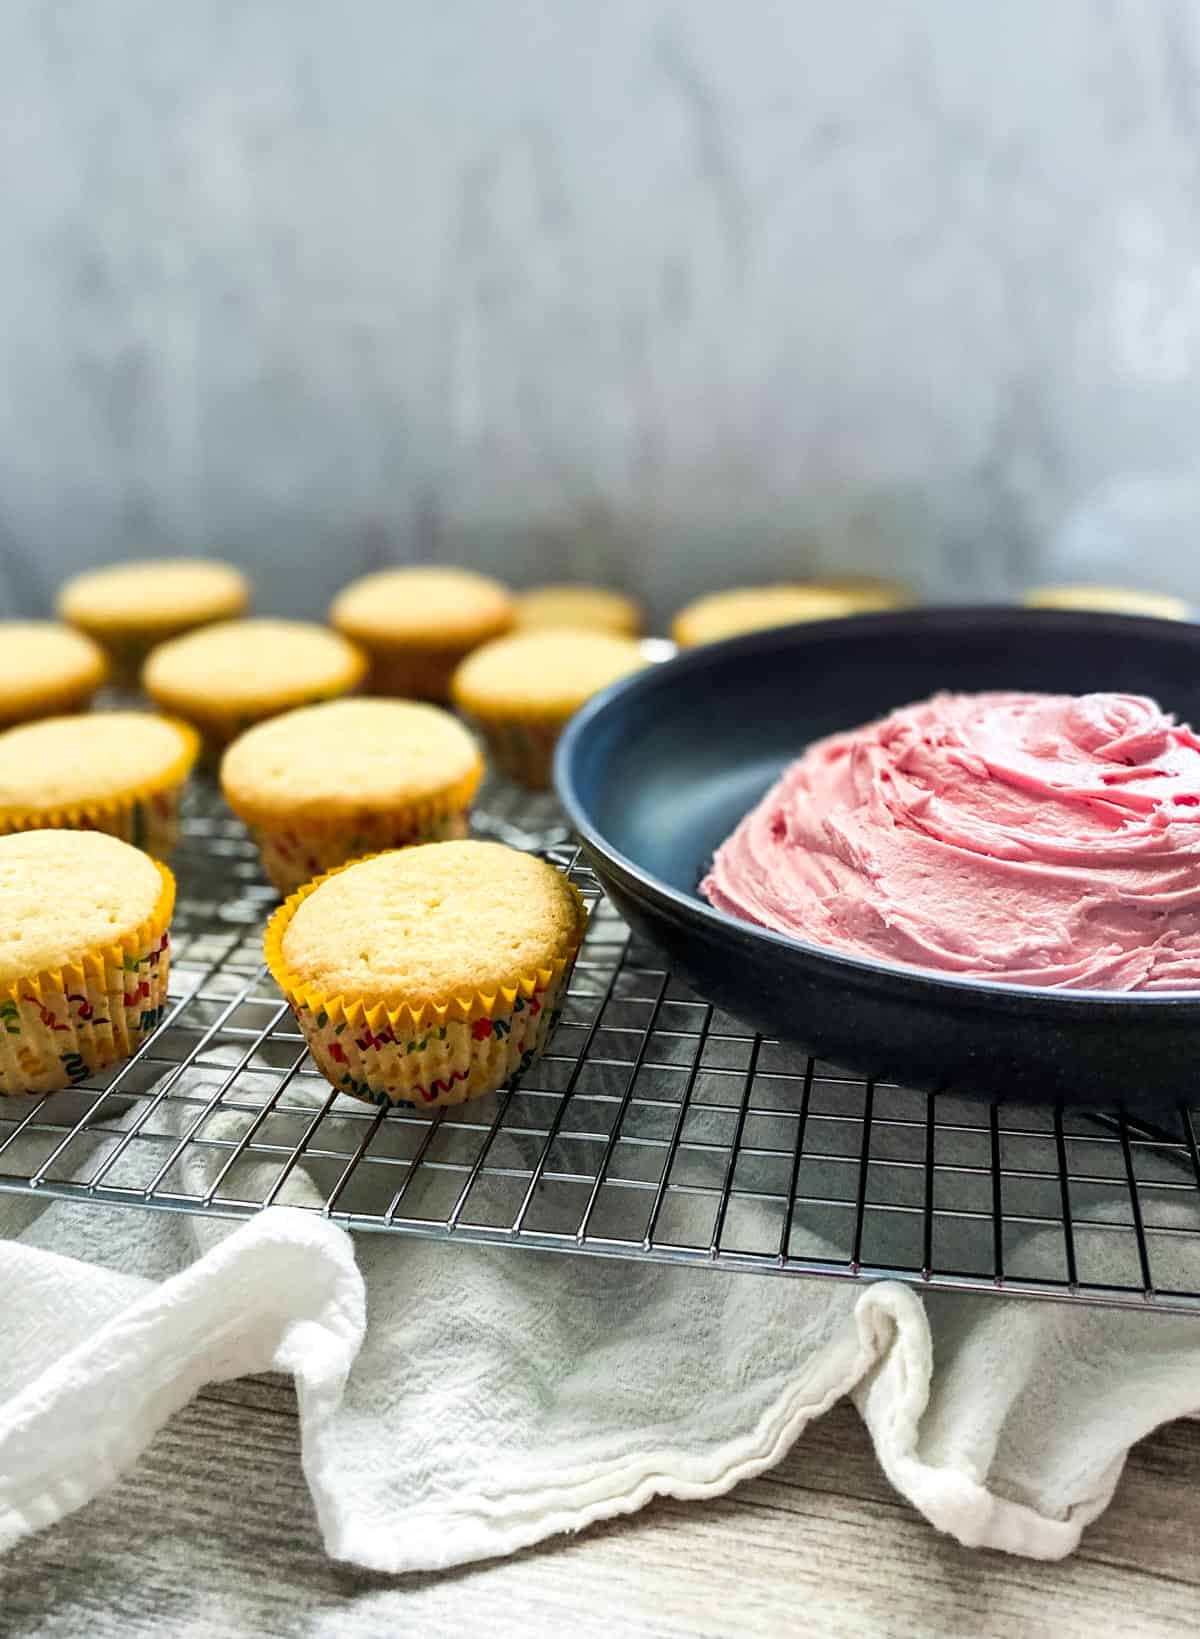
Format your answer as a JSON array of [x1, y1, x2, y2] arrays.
[[264, 840, 586, 1109], [0, 829, 174, 1097], [799, 575, 915, 610], [0, 623, 108, 728], [221, 698, 484, 893], [1024, 585, 1190, 620], [0, 712, 199, 856], [451, 629, 649, 789], [58, 558, 251, 685], [671, 585, 863, 647], [329, 567, 515, 700], [143, 618, 366, 754], [515, 584, 643, 636]]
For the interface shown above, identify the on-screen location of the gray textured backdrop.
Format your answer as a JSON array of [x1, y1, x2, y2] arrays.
[[3, 0, 1200, 626]]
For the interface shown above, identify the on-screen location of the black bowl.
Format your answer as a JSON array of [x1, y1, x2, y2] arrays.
[[555, 606, 1200, 1114]]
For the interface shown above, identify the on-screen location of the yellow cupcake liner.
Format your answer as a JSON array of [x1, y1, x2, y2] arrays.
[[0, 719, 200, 857], [263, 856, 587, 1109], [227, 758, 484, 893], [464, 711, 564, 790], [0, 862, 175, 1097]]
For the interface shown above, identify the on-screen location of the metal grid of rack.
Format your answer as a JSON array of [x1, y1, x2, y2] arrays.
[[2, 781, 1200, 1313]]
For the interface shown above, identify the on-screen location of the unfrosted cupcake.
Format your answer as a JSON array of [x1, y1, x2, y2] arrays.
[[671, 585, 863, 647], [143, 619, 366, 754], [0, 829, 174, 1096], [514, 584, 642, 636], [329, 567, 515, 700], [0, 712, 199, 856], [58, 558, 251, 685], [1024, 585, 1189, 620], [0, 623, 108, 728], [221, 698, 484, 892], [264, 840, 586, 1109], [452, 629, 649, 788], [799, 575, 915, 611]]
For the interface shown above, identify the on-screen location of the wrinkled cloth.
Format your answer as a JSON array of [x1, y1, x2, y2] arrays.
[[2, 1108, 1199, 1574]]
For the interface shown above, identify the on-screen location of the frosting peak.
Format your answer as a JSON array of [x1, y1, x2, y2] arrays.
[[701, 692, 1200, 991]]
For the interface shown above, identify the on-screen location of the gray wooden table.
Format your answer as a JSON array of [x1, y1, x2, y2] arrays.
[[2, 1371, 1197, 1638]]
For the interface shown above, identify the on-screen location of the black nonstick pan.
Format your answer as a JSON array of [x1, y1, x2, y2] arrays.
[[555, 605, 1200, 1114]]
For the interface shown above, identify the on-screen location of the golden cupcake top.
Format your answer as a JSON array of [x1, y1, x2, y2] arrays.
[[0, 622, 108, 719], [221, 699, 482, 824], [798, 574, 915, 610], [515, 584, 642, 636], [1024, 584, 1190, 620], [671, 585, 864, 647], [275, 840, 585, 1009], [330, 566, 515, 649], [452, 630, 648, 718], [0, 829, 170, 983], [58, 558, 250, 632], [143, 619, 365, 713], [0, 712, 198, 819]]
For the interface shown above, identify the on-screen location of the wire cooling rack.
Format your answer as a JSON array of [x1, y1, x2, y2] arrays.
[[2, 780, 1200, 1314]]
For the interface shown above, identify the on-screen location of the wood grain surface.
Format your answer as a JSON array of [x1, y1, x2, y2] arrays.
[[2, 1377, 1197, 1639]]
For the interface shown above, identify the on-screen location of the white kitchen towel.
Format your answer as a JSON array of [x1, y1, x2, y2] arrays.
[[2, 1134, 1200, 1574]]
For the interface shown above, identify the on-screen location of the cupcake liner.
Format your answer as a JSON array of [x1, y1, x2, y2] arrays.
[[466, 713, 564, 790], [0, 787, 184, 856], [0, 862, 175, 1097], [363, 647, 478, 703], [0, 719, 200, 857], [263, 857, 587, 1109], [252, 808, 470, 895], [228, 755, 484, 893], [92, 633, 168, 691], [452, 634, 647, 790], [291, 979, 571, 1110]]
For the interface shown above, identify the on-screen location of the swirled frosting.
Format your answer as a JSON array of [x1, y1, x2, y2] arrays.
[[701, 692, 1200, 990]]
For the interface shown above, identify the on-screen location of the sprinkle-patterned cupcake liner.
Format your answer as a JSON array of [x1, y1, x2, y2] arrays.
[[263, 855, 587, 1109], [0, 719, 200, 858], [291, 977, 571, 1109], [0, 862, 175, 1097], [252, 807, 472, 895], [465, 712, 564, 790], [227, 755, 484, 893], [61, 786, 185, 857]]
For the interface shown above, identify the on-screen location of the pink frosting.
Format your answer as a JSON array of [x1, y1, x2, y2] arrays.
[[701, 692, 1200, 990]]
